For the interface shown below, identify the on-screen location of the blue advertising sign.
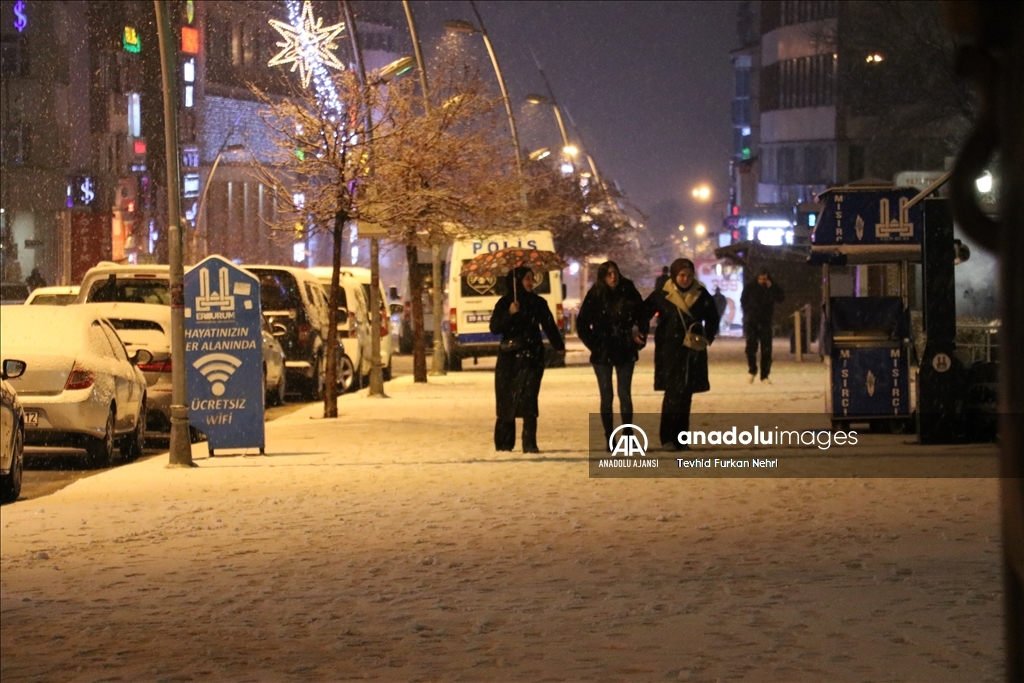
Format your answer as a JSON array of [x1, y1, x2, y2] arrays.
[[184, 256, 264, 451], [831, 345, 910, 418], [812, 187, 923, 247]]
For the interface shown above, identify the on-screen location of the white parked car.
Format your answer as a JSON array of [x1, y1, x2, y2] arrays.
[[0, 306, 150, 468], [79, 302, 173, 437], [1, 358, 27, 503], [261, 315, 287, 406], [24, 285, 80, 306]]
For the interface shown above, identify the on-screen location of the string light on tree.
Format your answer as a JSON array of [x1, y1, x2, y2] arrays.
[[269, 0, 344, 115]]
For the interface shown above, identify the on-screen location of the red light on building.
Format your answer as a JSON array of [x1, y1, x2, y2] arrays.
[[181, 26, 199, 54], [732, 205, 739, 216], [133, 140, 147, 155]]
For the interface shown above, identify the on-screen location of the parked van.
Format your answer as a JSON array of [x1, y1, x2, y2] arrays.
[[445, 230, 565, 370], [327, 267, 394, 382], [309, 267, 367, 392]]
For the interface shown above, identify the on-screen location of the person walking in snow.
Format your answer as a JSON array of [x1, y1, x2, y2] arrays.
[[489, 266, 566, 453], [741, 267, 785, 384], [576, 261, 648, 448], [644, 258, 719, 451]]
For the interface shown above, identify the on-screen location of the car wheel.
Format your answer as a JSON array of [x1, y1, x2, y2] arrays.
[[0, 427, 23, 504], [339, 355, 355, 393], [87, 407, 117, 469], [120, 399, 146, 461]]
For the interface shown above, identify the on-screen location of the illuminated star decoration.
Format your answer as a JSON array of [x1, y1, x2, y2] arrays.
[[268, 0, 345, 90]]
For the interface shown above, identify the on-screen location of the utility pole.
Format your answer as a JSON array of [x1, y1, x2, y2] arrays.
[[154, 0, 192, 467]]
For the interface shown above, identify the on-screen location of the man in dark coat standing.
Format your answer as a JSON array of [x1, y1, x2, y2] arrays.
[[489, 266, 566, 452], [740, 267, 785, 384], [576, 261, 648, 446], [644, 258, 719, 450]]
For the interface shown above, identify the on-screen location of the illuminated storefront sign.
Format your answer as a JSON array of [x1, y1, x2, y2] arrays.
[[13, 0, 27, 33], [123, 26, 140, 53], [183, 173, 200, 198], [181, 26, 198, 54], [67, 176, 97, 208]]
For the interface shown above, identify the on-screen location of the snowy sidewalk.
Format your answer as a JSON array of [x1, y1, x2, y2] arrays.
[[0, 342, 1004, 682]]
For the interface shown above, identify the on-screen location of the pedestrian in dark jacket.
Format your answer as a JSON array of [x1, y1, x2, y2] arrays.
[[644, 258, 719, 450], [576, 261, 649, 447], [654, 266, 670, 293], [489, 266, 566, 452], [740, 267, 785, 384]]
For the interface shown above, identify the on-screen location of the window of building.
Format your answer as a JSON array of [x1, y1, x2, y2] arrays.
[[778, 147, 797, 184], [0, 125, 30, 165], [762, 1, 838, 33], [804, 145, 828, 184], [848, 145, 865, 182], [761, 53, 836, 112]]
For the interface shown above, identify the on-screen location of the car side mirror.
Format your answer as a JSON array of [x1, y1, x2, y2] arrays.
[[2, 358, 26, 380], [130, 349, 154, 366]]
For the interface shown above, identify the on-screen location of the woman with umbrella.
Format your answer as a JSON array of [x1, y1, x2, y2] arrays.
[[644, 258, 719, 450], [489, 266, 566, 452]]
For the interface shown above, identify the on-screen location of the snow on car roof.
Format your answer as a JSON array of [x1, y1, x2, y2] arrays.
[[0, 305, 95, 352]]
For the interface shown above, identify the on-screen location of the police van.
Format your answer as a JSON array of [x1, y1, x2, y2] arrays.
[[445, 230, 565, 370]]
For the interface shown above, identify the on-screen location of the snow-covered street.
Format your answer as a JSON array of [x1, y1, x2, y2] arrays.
[[0, 339, 1003, 682]]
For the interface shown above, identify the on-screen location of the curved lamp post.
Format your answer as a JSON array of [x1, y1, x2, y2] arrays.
[[444, 12, 523, 177], [525, 93, 603, 187], [195, 143, 244, 262]]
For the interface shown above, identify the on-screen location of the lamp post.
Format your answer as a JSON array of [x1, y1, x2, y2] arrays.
[[401, 0, 447, 377], [194, 143, 244, 262], [154, 0, 192, 467], [444, 6, 523, 177]]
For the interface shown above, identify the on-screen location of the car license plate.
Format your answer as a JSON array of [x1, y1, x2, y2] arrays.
[[24, 411, 38, 426], [466, 312, 491, 324]]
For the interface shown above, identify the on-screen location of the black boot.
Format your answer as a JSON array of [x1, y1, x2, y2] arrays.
[[522, 416, 539, 453], [494, 419, 515, 451]]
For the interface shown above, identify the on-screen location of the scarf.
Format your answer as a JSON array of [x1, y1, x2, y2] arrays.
[[662, 278, 704, 318]]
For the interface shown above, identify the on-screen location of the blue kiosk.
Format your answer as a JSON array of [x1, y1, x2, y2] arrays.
[[811, 185, 922, 433]]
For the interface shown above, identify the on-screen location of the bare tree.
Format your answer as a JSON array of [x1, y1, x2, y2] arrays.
[[250, 72, 383, 418], [358, 60, 530, 382]]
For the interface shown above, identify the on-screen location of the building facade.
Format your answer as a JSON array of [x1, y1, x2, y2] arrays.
[[0, 0, 400, 287]]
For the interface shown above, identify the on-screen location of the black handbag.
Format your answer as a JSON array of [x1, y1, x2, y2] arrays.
[[499, 336, 526, 354]]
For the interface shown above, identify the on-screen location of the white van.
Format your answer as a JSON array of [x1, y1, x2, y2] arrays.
[[333, 267, 393, 381], [309, 267, 393, 385], [445, 230, 565, 370]]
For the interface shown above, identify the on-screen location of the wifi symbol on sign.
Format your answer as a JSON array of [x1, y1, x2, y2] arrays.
[[193, 353, 242, 396]]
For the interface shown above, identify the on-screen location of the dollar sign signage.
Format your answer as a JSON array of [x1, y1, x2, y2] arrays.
[[13, 0, 27, 33], [79, 177, 95, 205]]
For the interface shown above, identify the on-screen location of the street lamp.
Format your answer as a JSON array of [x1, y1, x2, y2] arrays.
[[194, 143, 245, 262], [377, 56, 415, 83], [528, 147, 552, 162], [692, 185, 711, 201], [444, 9, 523, 176]]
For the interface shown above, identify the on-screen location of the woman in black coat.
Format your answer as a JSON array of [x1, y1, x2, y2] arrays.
[[576, 261, 649, 445], [489, 266, 566, 452], [644, 258, 719, 450]]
